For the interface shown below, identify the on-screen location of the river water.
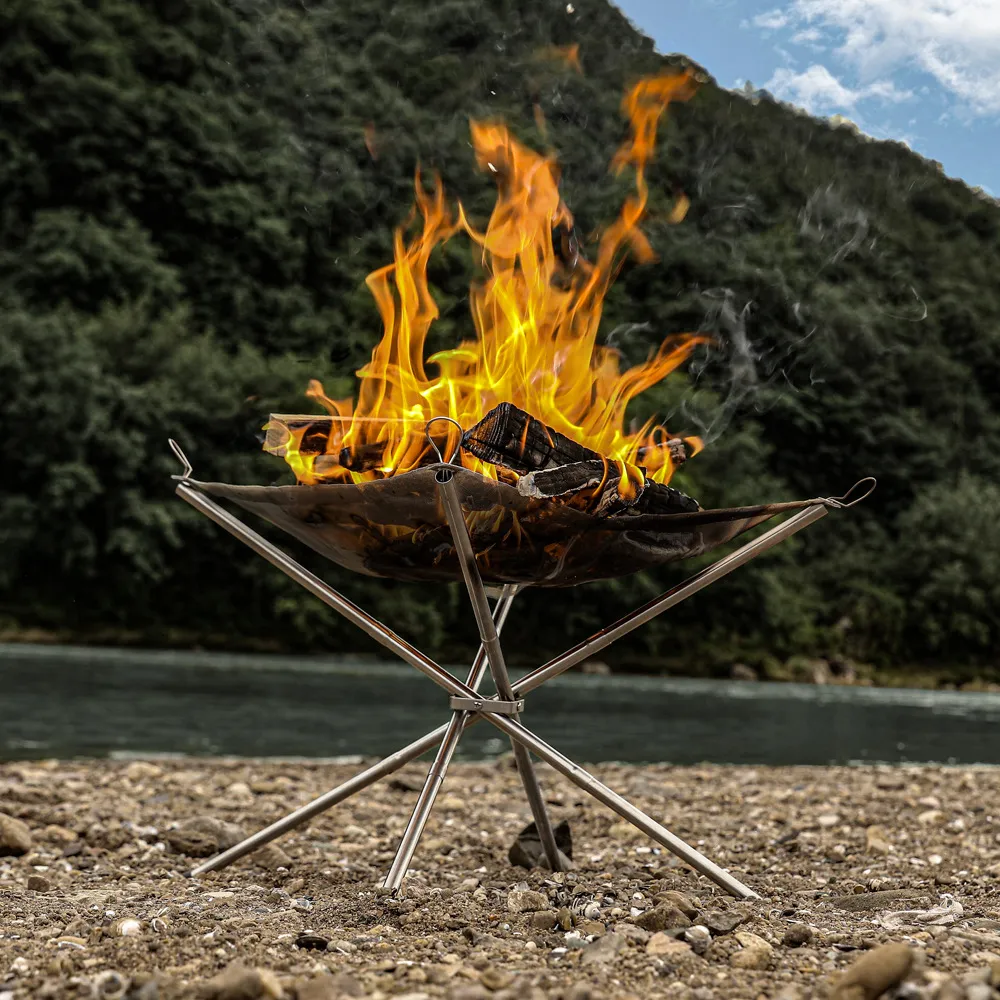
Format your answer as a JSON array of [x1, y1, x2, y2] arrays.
[[2, 643, 999, 765]]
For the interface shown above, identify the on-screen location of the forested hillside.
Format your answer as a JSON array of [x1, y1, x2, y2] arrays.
[[2, 0, 999, 679]]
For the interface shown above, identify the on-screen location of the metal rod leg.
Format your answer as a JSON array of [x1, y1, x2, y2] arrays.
[[189, 723, 451, 875], [513, 504, 829, 697], [383, 588, 517, 892], [482, 713, 760, 900], [438, 473, 565, 872]]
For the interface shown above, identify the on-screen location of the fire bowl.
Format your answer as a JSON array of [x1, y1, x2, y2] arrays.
[[184, 465, 820, 587]]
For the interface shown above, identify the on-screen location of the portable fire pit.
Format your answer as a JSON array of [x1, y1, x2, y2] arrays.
[[169, 422, 873, 900], [170, 66, 875, 899]]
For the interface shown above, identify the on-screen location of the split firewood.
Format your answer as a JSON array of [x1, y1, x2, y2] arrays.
[[636, 437, 689, 467], [516, 460, 644, 516], [264, 414, 452, 474], [631, 480, 700, 515], [462, 403, 603, 475]]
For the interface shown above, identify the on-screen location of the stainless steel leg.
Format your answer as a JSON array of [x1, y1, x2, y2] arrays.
[[481, 712, 760, 900], [513, 504, 829, 697], [438, 472, 565, 872], [382, 588, 517, 891], [189, 722, 452, 875]]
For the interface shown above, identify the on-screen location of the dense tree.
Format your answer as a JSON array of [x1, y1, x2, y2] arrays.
[[1, 0, 998, 677]]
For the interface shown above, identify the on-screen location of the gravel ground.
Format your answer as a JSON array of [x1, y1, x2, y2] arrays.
[[1, 758, 999, 1000]]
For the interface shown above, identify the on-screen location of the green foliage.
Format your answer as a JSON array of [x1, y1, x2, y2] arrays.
[[1, 0, 999, 675]]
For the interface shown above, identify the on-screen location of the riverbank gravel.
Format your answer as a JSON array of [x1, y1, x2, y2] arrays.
[[1, 758, 999, 999]]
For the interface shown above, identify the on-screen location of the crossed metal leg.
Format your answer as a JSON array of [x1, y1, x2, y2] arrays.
[[176, 475, 835, 900]]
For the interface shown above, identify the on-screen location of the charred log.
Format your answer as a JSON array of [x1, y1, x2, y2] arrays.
[[631, 481, 700, 515], [516, 460, 642, 516], [462, 403, 603, 475]]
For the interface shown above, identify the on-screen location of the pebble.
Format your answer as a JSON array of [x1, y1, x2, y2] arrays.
[[635, 904, 691, 933], [199, 963, 283, 1000], [479, 967, 513, 990], [830, 942, 914, 1000], [507, 889, 549, 914], [0, 813, 33, 856], [166, 817, 246, 857], [26, 874, 51, 893], [251, 844, 292, 870], [529, 910, 558, 930], [818, 813, 841, 828], [703, 910, 744, 935], [655, 890, 699, 919], [866, 825, 893, 855], [647, 932, 693, 957], [782, 923, 813, 947], [684, 925, 711, 955], [581, 931, 626, 965], [729, 931, 774, 970]]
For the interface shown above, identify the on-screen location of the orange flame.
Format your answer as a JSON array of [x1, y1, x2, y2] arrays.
[[275, 69, 704, 487]]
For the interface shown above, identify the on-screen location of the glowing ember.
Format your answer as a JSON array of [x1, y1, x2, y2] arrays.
[[270, 68, 706, 489]]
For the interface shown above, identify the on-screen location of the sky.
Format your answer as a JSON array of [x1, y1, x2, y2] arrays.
[[612, 0, 1000, 197]]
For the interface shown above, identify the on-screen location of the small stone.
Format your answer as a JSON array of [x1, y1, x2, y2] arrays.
[[684, 925, 711, 955], [296, 974, 342, 1000], [110, 917, 142, 937], [634, 904, 691, 933], [166, 817, 245, 858], [507, 889, 549, 914], [830, 942, 914, 1000], [829, 890, 927, 913], [40, 824, 78, 844], [26, 874, 51, 893], [250, 844, 292, 870], [917, 809, 944, 826], [577, 919, 605, 937], [226, 781, 254, 802], [529, 911, 557, 930], [647, 932, 693, 957], [703, 910, 744, 935], [782, 923, 813, 948], [199, 962, 283, 1000], [440, 794, 466, 811], [294, 933, 329, 951], [654, 890, 699, 919], [729, 931, 773, 970], [581, 931, 626, 965], [865, 825, 893, 855], [965, 986, 994, 1000], [0, 814, 33, 857], [771, 987, 806, 1000], [327, 974, 364, 998], [479, 967, 513, 990], [125, 761, 163, 781], [612, 922, 651, 944], [448, 987, 491, 1000], [818, 813, 840, 828]]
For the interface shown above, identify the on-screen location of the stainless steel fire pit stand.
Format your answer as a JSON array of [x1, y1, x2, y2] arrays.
[[172, 444, 871, 901]]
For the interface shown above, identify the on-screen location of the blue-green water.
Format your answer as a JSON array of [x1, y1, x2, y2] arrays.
[[2, 643, 999, 765]]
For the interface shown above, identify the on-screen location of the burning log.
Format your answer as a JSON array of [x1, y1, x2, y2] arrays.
[[461, 403, 603, 475], [516, 460, 643, 516], [265, 415, 454, 475]]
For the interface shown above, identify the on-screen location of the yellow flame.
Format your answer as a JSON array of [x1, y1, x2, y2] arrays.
[[274, 68, 704, 487]]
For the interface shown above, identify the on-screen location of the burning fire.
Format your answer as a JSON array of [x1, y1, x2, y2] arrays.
[[272, 68, 705, 489]]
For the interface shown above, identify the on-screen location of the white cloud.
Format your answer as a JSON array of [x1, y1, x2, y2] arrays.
[[753, 9, 790, 30], [785, 0, 1000, 116], [763, 63, 911, 114]]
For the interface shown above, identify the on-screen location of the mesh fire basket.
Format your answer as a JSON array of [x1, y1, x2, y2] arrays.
[[168, 421, 874, 901]]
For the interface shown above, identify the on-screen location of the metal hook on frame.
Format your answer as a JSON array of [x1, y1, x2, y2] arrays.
[[821, 477, 876, 509], [424, 416, 466, 468], [168, 439, 194, 481]]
